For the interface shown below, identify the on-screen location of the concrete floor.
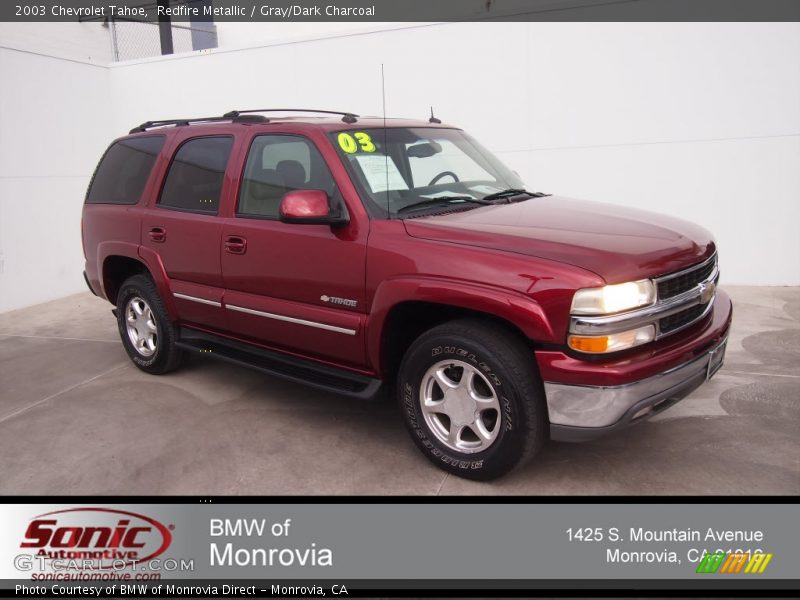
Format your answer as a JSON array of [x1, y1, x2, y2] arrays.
[[0, 286, 798, 495]]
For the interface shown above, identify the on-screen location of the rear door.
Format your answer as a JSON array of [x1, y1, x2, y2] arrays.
[[219, 132, 368, 368], [140, 134, 236, 330]]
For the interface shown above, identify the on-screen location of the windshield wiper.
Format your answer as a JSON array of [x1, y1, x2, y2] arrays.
[[397, 196, 493, 214], [397, 189, 549, 214], [481, 188, 548, 202]]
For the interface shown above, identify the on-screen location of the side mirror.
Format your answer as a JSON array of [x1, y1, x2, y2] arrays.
[[279, 190, 348, 226]]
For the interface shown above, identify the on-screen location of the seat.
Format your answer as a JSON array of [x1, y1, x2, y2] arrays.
[[239, 166, 286, 217], [276, 160, 307, 190]]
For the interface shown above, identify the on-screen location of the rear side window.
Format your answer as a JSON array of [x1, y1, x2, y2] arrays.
[[85, 136, 165, 205], [159, 136, 233, 214]]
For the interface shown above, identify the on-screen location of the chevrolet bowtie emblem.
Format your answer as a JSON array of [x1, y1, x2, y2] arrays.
[[699, 281, 716, 304]]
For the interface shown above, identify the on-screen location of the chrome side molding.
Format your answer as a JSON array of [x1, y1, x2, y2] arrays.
[[226, 304, 357, 336], [173, 292, 222, 307]]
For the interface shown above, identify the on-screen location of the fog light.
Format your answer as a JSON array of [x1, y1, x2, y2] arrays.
[[568, 325, 656, 354]]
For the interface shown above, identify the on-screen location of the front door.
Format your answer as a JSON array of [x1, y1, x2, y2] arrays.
[[220, 133, 368, 368]]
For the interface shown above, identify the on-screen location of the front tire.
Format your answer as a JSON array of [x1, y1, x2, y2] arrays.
[[116, 274, 184, 375], [398, 319, 547, 480]]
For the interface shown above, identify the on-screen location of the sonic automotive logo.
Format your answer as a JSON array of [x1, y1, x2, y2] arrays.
[[20, 508, 172, 568]]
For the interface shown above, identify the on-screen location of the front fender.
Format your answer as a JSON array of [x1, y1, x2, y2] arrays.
[[366, 276, 555, 375]]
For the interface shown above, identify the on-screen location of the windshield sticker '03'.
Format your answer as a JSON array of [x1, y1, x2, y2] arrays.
[[338, 132, 376, 153]]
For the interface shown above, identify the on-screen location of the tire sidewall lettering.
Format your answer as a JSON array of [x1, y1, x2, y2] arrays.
[[402, 343, 518, 471], [430, 345, 502, 388]]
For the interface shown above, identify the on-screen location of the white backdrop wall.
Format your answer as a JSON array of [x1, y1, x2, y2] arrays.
[[1, 22, 798, 312], [0, 47, 112, 312]]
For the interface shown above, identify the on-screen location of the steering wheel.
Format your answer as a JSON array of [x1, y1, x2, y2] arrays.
[[428, 171, 460, 186]]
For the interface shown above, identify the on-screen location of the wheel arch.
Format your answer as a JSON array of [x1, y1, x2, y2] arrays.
[[368, 277, 555, 380], [102, 255, 146, 303], [98, 242, 177, 319]]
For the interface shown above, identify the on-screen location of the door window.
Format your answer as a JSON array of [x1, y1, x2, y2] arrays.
[[159, 136, 233, 214], [238, 135, 336, 219]]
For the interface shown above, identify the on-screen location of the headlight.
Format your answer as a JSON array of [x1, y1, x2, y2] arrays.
[[570, 279, 656, 315], [568, 325, 656, 354]]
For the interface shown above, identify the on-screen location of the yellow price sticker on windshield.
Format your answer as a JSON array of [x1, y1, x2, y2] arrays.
[[338, 132, 376, 153]]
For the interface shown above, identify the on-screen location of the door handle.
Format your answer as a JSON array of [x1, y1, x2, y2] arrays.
[[148, 227, 166, 243], [224, 235, 247, 254]]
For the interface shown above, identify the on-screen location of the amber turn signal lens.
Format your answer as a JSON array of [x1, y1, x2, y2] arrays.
[[568, 325, 656, 354], [568, 336, 610, 353]]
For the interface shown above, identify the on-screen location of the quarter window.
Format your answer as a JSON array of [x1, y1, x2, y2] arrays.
[[85, 136, 165, 205], [159, 136, 233, 213], [238, 135, 336, 218]]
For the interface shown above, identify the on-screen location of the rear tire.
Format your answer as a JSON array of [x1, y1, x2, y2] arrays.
[[116, 274, 184, 375], [397, 319, 547, 480]]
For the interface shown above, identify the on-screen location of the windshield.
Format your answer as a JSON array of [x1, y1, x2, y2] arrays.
[[329, 127, 525, 217]]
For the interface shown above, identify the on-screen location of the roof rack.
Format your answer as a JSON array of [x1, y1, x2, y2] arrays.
[[129, 113, 267, 134], [223, 109, 359, 124], [129, 108, 359, 134]]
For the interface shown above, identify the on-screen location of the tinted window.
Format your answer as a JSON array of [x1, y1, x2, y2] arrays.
[[238, 135, 336, 218], [85, 136, 165, 205], [159, 136, 233, 213]]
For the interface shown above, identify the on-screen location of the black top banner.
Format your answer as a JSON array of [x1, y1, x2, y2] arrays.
[[3, 0, 800, 23]]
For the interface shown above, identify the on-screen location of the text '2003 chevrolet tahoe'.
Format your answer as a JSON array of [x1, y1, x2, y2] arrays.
[[81, 109, 732, 480]]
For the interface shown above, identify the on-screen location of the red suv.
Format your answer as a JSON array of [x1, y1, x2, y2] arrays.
[[82, 109, 731, 480]]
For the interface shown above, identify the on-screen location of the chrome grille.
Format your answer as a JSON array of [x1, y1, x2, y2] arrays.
[[657, 255, 717, 301], [659, 302, 708, 334], [569, 252, 720, 346]]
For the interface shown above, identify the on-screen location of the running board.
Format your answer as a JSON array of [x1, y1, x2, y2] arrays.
[[176, 327, 383, 400]]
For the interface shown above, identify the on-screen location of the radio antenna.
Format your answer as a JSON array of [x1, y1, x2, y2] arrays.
[[381, 63, 390, 219]]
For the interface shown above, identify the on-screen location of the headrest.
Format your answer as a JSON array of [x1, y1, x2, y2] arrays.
[[276, 160, 306, 188]]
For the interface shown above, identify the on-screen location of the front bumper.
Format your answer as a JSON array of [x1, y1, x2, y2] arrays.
[[544, 291, 732, 442]]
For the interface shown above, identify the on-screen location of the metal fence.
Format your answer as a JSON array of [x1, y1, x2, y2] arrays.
[[108, 18, 217, 61]]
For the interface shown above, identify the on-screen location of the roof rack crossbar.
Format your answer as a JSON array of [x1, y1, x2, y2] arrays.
[[225, 109, 359, 123]]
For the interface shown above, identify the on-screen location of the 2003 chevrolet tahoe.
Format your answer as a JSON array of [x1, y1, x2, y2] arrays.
[[81, 109, 732, 479]]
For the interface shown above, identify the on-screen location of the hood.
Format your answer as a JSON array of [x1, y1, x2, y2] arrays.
[[403, 195, 715, 283]]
